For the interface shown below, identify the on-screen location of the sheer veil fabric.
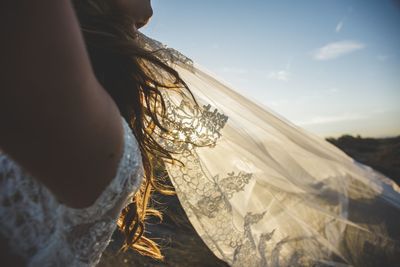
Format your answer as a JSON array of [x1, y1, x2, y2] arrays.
[[139, 33, 400, 266]]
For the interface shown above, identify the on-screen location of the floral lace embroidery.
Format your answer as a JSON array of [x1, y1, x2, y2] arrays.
[[156, 97, 228, 151], [150, 93, 283, 265], [138, 33, 194, 71], [0, 118, 143, 266]]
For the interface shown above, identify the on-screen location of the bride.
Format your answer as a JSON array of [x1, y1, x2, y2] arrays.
[[1, 0, 399, 266]]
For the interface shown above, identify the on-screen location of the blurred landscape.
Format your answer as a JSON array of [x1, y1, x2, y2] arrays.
[[99, 134, 400, 267], [326, 135, 400, 185]]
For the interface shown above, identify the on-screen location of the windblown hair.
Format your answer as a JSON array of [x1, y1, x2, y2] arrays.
[[72, 0, 197, 261]]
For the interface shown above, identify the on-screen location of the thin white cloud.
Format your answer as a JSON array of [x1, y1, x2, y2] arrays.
[[268, 70, 290, 81], [296, 113, 366, 125], [335, 19, 344, 33], [312, 40, 365, 61]]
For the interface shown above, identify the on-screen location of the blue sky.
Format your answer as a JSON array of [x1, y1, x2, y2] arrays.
[[142, 0, 400, 138]]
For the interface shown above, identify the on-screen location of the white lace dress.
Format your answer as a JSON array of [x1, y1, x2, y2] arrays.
[[0, 117, 144, 267]]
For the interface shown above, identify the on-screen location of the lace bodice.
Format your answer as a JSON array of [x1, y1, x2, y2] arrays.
[[0, 117, 144, 267]]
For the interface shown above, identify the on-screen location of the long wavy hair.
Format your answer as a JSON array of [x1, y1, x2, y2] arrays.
[[72, 0, 197, 261]]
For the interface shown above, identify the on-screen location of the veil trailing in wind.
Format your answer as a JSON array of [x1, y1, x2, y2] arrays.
[[138, 33, 400, 266]]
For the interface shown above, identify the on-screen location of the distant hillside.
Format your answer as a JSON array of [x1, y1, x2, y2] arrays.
[[326, 135, 400, 185]]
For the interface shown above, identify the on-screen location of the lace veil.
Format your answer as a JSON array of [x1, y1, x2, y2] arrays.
[[138, 33, 400, 266]]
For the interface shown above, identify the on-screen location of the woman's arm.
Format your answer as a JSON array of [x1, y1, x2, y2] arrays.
[[0, 0, 125, 208]]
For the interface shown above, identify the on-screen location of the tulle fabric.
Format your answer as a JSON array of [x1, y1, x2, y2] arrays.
[[140, 33, 400, 266]]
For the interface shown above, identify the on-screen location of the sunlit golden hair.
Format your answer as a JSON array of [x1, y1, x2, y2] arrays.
[[72, 0, 197, 261]]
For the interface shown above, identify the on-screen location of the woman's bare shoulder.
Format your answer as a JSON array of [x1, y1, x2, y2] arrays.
[[0, 0, 127, 208]]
